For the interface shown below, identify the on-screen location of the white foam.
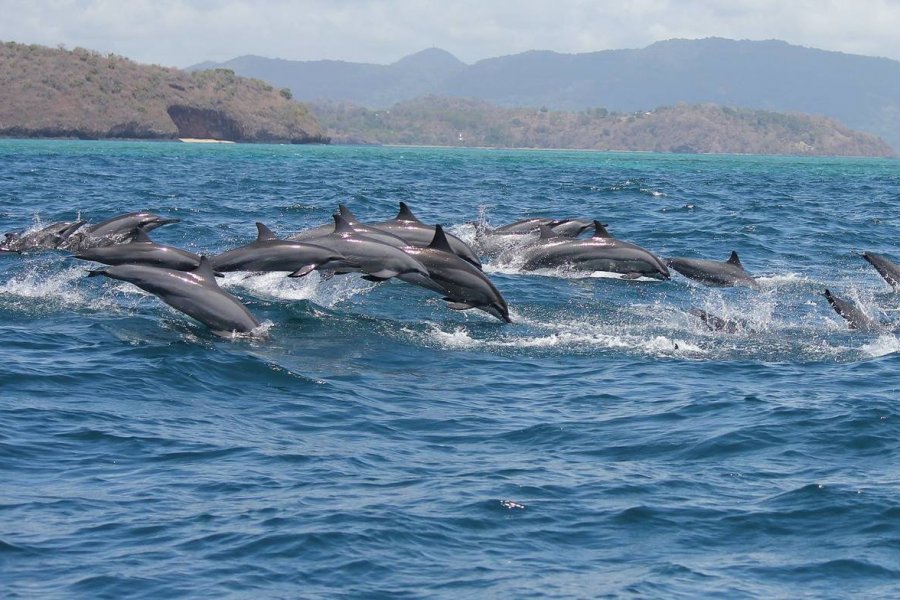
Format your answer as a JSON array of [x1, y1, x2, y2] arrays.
[[861, 334, 900, 358], [219, 271, 375, 308], [0, 264, 119, 312]]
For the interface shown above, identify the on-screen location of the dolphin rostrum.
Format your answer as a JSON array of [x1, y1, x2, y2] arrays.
[[823, 289, 881, 332], [210, 222, 348, 277], [520, 221, 670, 279], [88, 256, 260, 335], [403, 225, 511, 323], [666, 251, 760, 289], [75, 227, 202, 270], [862, 252, 900, 291]]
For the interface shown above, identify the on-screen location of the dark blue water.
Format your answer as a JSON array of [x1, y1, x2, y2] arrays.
[[2, 140, 899, 598]]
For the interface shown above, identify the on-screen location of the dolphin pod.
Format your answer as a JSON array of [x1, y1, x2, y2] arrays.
[[2, 206, 897, 336]]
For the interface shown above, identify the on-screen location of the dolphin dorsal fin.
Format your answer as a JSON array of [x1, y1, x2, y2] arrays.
[[428, 224, 455, 253], [538, 224, 559, 240], [396, 202, 422, 223], [131, 227, 152, 243], [338, 204, 359, 224], [193, 256, 218, 283], [332, 213, 356, 235], [592, 221, 612, 238], [727, 251, 743, 268], [255, 222, 278, 242]]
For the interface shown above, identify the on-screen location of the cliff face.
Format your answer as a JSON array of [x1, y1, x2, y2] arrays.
[[0, 42, 329, 143]]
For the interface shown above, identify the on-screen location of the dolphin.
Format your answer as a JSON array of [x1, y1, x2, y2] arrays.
[[372, 202, 483, 270], [403, 225, 511, 323], [70, 211, 180, 249], [305, 214, 436, 288], [862, 252, 900, 291], [289, 205, 408, 249], [666, 251, 760, 289], [1, 219, 86, 251], [689, 308, 743, 334], [520, 221, 670, 279], [823, 289, 881, 332], [74, 227, 202, 270], [210, 222, 349, 277], [87, 256, 260, 335], [478, 217, 592, 237]]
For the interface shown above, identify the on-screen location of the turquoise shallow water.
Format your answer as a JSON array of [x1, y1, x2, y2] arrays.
[[1, 139, 899, 598]]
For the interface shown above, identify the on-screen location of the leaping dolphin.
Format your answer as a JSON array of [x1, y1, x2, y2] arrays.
[[666, 251, 760, 289], [210, 222, 348, 277], [70, 211, 180, 249], [862, 252, 900, 291], [87, 256, 260, 335], [520, 221, 670, 279], [373, 202, 483, 270], [403, 225, 511, 323], [823, 289, 881, 332], [304, 214, 436, 288], [75, 227, 202, 270], [1, 220, 86, 252]]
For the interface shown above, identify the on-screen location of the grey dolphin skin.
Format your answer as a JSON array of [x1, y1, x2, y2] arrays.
[[210, 223, 348, 277], [521, 221, 670, 279], [862, 252, 900, 291], [75, 227, 202, 270], [70, 211, 181, 249], [305, 214, 436, 288], [2, 220, 86, 252], [289, 205, 408, 249], [491, 217, 593, 238], [823, 289, 881, 331], [87, 256, 260, 335], [373, 202, 483, 270], [666, 251, 760, 289], [404, 225, 511, 323], [689, 308, 743, 334]]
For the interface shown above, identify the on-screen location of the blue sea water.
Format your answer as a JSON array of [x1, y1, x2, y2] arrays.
[[1, 139, 899, 598]]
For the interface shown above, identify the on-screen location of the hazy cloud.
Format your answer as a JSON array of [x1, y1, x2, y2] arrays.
[[2, 0, 900, 67]]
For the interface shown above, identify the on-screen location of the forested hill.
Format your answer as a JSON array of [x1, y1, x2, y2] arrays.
[[195, 39, 900, 150], [312, 97, 895, 157], [0, 41, 328, 143]]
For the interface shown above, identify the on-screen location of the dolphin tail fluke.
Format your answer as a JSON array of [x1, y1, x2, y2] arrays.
[[592, 221, 612, 238]]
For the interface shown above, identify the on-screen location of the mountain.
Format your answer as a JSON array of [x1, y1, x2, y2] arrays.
[[190, 48, 465, 108], [0, 41, 327, 143], [192, 38, 900, 150], [312, 96, 894, 157]]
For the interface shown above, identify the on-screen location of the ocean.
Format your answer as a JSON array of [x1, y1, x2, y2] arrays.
[[1, 139, 899, 598]]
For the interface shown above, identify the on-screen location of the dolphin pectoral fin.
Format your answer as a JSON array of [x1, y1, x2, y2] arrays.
[[368, 269, 400, 279], [443, 298, 478, 311], [288, 264, 317, 278]]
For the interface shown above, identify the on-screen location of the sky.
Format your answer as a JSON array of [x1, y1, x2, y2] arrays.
[[2, 0, 900, 68]]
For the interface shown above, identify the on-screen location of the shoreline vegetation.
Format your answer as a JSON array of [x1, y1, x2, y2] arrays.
[[0, 41, 894, 157]]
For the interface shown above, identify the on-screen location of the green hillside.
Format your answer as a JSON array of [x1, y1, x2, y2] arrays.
[[313, 96, 895, 157], [0, 41, 328, 143]]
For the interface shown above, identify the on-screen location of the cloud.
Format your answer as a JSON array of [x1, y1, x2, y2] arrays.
[[2, 0, 900, 67]]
